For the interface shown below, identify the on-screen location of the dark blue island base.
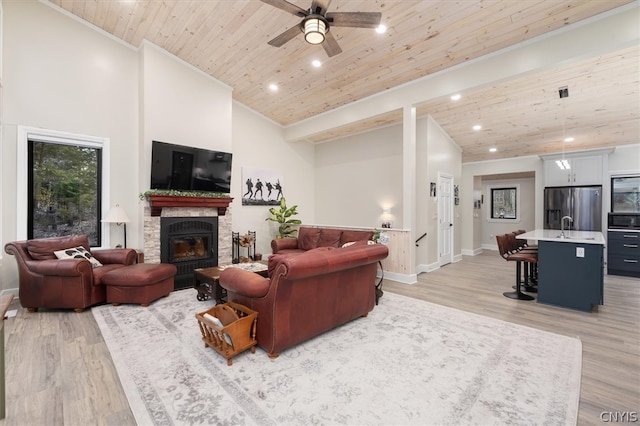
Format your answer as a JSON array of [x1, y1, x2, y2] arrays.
[[537, 240, 604, 312]]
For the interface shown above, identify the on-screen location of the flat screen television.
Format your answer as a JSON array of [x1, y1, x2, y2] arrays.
[[150, 140, 232, 193]]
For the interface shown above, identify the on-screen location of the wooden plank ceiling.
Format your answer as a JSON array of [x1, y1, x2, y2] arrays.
[[48, 0, 639, 163]]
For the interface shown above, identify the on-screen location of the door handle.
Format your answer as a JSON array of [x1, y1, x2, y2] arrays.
[[449, 223, 453, 227]]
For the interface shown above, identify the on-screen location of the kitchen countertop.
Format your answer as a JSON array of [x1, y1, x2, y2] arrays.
[[517, 229, 605, 245]]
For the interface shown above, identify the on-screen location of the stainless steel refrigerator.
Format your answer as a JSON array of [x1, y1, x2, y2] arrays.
[[544, 186, 602, 231]]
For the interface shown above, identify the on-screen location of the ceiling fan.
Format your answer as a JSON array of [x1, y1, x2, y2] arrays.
[[260, 0, 382, 57]]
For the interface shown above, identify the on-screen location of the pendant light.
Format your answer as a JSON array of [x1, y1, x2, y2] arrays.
[[556, 86, 571, 170]]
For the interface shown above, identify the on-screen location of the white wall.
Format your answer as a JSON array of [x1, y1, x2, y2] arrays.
[[138, 42, 234, 246], [313, 113, 462, 276], [0, 1, 315, 292], [231, 103, 315, 256], [1, 0, 138, 289], [608, 145, 640, 174], [480, 178, 535, 249], [461, 157, 545, 253], [420, 115, 462, 268], [314, 125, 403, 228], [140, 42, 232, 156]]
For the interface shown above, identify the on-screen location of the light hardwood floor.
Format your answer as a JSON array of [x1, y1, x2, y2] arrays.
[[1, 250, 638, 425]]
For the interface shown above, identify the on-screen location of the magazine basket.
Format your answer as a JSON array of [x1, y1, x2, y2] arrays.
[[195, 301, 258, 366]]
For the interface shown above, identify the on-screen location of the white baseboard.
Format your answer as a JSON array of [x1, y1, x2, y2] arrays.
[[379, 270, 417, 284], [0, 288, 19, 298], [416, 263, 428, 274], [427, 262, 440, 272], [461, 248, 483, 256]]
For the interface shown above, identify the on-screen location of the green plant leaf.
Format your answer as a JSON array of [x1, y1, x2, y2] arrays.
[[266, 197, 300, 238]]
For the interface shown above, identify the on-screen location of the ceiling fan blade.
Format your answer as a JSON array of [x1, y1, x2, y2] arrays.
[[260, 0, 308, 17], [311, 0, 332, 16], [322, 31, 342, 57], [326, 12, 382, 28], [268, 24, 302, 47]]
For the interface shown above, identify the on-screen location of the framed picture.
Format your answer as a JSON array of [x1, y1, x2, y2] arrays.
[[241, 167, 283, 206]]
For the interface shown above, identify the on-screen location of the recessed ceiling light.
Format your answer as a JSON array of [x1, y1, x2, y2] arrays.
[[489, 147, 497, 153], [473, 124, 482, 131], [269, 83, 278, 92], [450, 94, 461, 101], [312, 59, 322, 68], [376, 24, 387, 34], [564, 136, 574, 142]]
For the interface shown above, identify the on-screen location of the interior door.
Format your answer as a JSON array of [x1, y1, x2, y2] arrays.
[[438, 174, 453, 266]]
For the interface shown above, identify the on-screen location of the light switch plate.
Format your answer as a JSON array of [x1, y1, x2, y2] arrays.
[[576, 247, 585, 258]]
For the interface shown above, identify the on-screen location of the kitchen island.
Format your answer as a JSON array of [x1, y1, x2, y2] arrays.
[[517, 229, 605, 312]]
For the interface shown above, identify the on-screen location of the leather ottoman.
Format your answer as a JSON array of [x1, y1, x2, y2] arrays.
[[102, 263, 177, 307]]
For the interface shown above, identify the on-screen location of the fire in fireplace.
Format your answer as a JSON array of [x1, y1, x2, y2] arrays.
[[160, 217, 218, 290]]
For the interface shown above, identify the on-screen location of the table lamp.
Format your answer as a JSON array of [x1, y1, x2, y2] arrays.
[[102, 204, 130, 248]]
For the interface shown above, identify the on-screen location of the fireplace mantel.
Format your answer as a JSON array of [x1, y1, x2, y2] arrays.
[[146, 195, 233, 217]]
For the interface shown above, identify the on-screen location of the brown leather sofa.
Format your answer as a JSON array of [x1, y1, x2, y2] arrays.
[[270, 226, 374, 255], [4, 235, 137, 312], [219, 241, 388, 358]]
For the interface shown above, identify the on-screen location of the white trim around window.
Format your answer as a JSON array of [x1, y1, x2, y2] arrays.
[[16, 126, 111, 246]]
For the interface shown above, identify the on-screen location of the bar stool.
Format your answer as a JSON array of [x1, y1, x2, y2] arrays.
[[512, 230, 538, 288], [496, 234, 536, 300]]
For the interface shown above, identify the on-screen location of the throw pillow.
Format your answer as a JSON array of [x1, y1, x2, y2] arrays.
[[342, 240, 376, 248], [203, 313, 232, 346], [54, 246, 103, 268], [340, 229, 374, 246]]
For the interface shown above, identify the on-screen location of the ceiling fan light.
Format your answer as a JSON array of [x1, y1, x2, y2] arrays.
[[304, 18, 326, 45]]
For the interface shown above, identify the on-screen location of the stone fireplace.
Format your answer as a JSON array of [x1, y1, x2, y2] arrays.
[[143, 204, 233, 290]]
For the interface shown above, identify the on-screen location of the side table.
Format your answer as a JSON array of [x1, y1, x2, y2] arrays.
[[194, 266, 228, 303], [194, 261, 268, 303]]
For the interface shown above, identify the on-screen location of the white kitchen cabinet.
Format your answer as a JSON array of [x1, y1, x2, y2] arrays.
[[544, 155, 603, 187]]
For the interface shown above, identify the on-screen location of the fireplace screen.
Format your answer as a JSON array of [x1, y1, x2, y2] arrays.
[[160, 216, 218, 290], [170, 236, 210, 263]]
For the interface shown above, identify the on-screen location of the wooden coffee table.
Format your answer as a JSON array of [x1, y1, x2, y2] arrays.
[[194, 261, 268, 303]]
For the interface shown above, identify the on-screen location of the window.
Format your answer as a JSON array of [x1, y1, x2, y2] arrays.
[[611, 175, 640, 213], [491, 187, 517, 219], [28, 141, 102, 245], [17, 127, 111, 247]]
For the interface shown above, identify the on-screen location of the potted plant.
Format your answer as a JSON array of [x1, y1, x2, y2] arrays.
[[266, 198, 301, 238]]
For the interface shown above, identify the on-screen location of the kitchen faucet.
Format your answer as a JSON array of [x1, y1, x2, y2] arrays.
[[560, 215, 573, 238]]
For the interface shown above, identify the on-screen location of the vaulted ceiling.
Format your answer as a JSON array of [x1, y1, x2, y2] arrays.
[[47, 0, 639, 162]]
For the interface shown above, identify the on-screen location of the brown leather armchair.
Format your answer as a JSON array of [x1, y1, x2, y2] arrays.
[[4, 235, 137, 312]]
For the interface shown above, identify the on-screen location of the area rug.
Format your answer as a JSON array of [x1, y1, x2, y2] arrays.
[[92, 289, 582, 426]]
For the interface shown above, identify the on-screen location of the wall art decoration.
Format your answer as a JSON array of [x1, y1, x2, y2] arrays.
[[241, 167, 284, 206]]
